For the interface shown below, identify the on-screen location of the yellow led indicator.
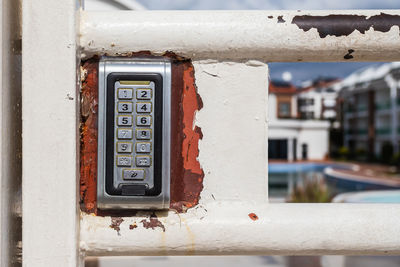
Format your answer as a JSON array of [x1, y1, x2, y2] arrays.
[[119, 81, 151, 85]]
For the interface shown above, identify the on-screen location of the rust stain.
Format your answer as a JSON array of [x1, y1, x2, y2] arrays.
[[80, 58, 99, 214], [140, 213, 166, 232], [267, 16, 273, 19], [129, 223, 138, 230], [277, 16, 285, 23], [292, 13, 400, 38], [344, 49, 355, 60], [80, 52, 204, 215], [170, 59, 204, 213], [110, 217, 124, 235], [248, 213, 259, 221]]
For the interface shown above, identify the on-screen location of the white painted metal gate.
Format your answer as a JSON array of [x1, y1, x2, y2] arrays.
[[1, 0, 400, 266]]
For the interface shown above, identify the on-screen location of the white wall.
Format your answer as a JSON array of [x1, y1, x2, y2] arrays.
[[298, 122, 329, 160]]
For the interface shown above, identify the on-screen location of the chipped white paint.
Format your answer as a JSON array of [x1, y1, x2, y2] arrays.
[[80, 202, 400, 256], [194, 61, 269, 203], [79, 61, 400, 256], [22, 0, 81, 266], [80, 10, 400, 61]]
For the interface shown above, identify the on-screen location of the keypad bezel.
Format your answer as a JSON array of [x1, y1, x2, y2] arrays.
[[105, 73, 163, 196]]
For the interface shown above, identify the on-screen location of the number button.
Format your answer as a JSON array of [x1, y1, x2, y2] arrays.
[[136, 115, 151, 126], [137, 89, 151, 100], [117, 129, 132, 139], [118, 102, 133, 113], [118, 88, 133, 99], [136, 156, 151, 167], [123, 169, 145, 180], [117, 142, 133, 153], [136, 103, 152, 113], [118, 115, 133, 126], [136, 142, 151, 153], [117, 156, 132, 167], [136, 129, 151, 140]]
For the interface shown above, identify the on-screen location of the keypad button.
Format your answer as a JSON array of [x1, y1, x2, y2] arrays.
[[117, 156, 132, 167], [136, 156, 151, 167], [117, 142, 133, 153], [118, 88, 133, 99], [118, 115, 133, 126], [136, 89, 151, 100], [123, 169, 145, 180], [117, 129, 133, 139], [136, 102, 152, 113], [136, 142, 151, 153], [136, 129, 151, 140], [136, 115, 151, 126], [118, 102, 133, 113]]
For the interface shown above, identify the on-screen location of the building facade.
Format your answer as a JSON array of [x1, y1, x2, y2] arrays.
[[339, 62, 400, 159], [269, 81, 330, 161]]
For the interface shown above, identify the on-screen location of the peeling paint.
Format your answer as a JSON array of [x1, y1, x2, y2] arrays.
[[80, 58, 99, 214], [248, 213, 259, 221], [80, 52, 204, 215], [170, 58, 204, 213], [140, 213, 166, 232], [277, 16, 285, 23], [292, 13, 400, 38], [110, 217, 124, 235], [344, 49, 355, 60]]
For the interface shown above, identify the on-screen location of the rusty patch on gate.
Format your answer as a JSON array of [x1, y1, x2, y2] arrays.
[[80, 52, 204, 214], [292, 12, 400, 38], [248, 213, 259, 221], [110, 217, 124, 235], [140, 213, 166, 232], [80, 58, 99, 213]]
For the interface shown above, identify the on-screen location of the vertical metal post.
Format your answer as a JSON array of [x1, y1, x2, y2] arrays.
[[22, 0, 81, 266], [0, 0, 22, 266]]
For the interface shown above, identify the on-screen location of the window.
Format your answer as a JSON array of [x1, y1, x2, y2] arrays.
[[278, 102, 291, 118]]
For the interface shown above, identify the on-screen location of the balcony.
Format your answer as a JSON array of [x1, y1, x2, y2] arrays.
[[376, 127, 391, 135], [376, 101, 391, 111]]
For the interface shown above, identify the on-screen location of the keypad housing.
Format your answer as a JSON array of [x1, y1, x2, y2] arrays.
[[97, 58, 171, 210]]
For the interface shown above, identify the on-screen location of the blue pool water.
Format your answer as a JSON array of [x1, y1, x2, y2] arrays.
[[269, 162, 400, 202], [268, 163, 334, 198]]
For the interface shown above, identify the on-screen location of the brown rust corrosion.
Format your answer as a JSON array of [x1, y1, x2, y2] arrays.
[[110, 217, 124, 235], [80, 58, 99, 213], [170, 57, 204, 213], [140, 213, 166, 232], [292, 12, 400, 38], [80, 52, 204, 214]]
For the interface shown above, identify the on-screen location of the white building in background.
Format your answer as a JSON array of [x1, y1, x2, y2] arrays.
[[338, 62, 400, 158], [297, 78, 341, 120], [268, 81, 330, 161]]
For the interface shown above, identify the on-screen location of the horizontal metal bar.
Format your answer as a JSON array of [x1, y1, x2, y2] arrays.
[[80, 10, 400, 62], [80, 202, 400, 256]]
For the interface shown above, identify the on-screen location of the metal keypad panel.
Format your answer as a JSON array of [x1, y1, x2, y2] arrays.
[[97, 57, 171, 210], [114, 80, 155, 190]]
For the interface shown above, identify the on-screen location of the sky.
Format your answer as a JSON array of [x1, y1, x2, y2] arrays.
[[133, 0, 400, 86]]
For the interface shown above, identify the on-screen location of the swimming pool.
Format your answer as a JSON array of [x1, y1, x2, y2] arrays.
[[268, 163, 336, 199], [333, 190, 400, 203], [269, 162, 400, 201]]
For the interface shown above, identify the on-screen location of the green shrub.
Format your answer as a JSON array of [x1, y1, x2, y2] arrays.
[[289, 178, 332, 203], [338, 146, 349, 160]]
